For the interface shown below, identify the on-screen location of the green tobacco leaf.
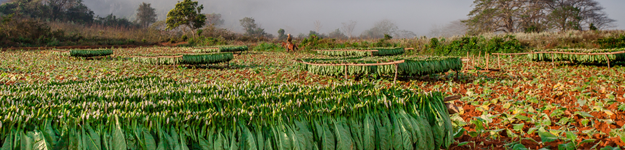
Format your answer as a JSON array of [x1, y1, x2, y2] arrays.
[[457, 141, 469, 147], [510, 143, 527, 150], [558, 142, 575, 150], [565, 131, 577, 142], [527, 127, 538, 135], [538, 131, 559, 143], [1, 132, 13, 150], [467, 131, 479, 138], [112, 117, 127, 150], [143, 131, 157, 150], [574, 111, 594, 118], [85, 124, 101, 150], [580, 139, 596, 145], [33, 131, 51, 150], [363, 115, 375, 150], [42, 121, 57, 148], [453, 128, 466, 138], [399, 122, 412, 150], [513, 124, 525, 131], [22, 131, 34, 150], [198, 136, 211, 150], [599, 146, 621, 150], [515, 115, 531, 121], [335, 121, 353, 150]]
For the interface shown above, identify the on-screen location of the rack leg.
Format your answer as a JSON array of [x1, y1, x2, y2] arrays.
[[551, 53, 555, 67], [394, 64, 398, 84], [486, 53, 489, 70], [478, 51, 481, 68], [345, 65, 348, 79], [509, 55, 512, 70], [605, 54, 611, 69], [497, 54, 501, 70]]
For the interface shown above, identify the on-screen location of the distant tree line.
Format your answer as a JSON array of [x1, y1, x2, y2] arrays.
[[464, 0, 615, 34], [0, 0, 160, 28]]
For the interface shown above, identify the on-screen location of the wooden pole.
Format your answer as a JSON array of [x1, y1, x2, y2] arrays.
[[394, 64, 398, 84], [551, 53, 555, 67], [497, 54, 501, 69], [509, 55, 513, 71], [471, 54, 475, 69], [478, 51, 481, 68], [466, 51, 470, 71], [530, 52, 534, 68], [605, 54, 611, 69], [486, 53, 489, 70], [344, 65, 348, 79]]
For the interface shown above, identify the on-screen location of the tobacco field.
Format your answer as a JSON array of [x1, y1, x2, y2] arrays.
[[1, 47, 625, 149]]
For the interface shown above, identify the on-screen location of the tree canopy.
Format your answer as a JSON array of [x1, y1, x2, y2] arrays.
[[277, 28, 287, 40], [136, 2, 157, 28], [360, 19, 398, 39], [166, 0, 207, 35], [239, 17, 267, 38], [205, 13, 224, 27], [464, 0, 615, 34]]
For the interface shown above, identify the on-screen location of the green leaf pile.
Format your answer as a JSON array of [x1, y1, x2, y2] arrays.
[[0, 77, 454, 149], [297, 56, 462, 77], [69, 49, 114, 57], [528, 48, 625, 63]]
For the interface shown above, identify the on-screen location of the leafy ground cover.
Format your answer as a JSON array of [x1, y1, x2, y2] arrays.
[[1, 47, 625, 149]]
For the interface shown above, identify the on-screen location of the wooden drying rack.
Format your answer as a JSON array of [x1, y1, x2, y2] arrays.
[[295, 60, 405, 83], [492, 51, 625, 69], [312, 49, 379, 57]]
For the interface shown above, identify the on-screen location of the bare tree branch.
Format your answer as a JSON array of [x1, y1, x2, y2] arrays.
[[341, 20, 357, 39]]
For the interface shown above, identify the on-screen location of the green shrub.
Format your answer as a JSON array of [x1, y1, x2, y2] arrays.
[[253, 42, 284, 51], [595, 35, 625, 49]]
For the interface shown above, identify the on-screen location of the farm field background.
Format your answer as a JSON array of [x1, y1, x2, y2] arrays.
[[1, 47, 624, 149]]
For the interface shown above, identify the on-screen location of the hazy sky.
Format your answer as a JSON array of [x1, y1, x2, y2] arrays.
[[27, 0, 625, 36]]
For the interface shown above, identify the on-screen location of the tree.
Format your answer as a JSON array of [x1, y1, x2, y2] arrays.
[[166, 0, 207, 37], [464, 0, 530, 34], [547, 5, 582, 31], [464, 0, 615, 33], [589, 23, 597, 30], [308, 30, 326, 38], [3, 0, 93, 23], [360, 19, 398, 39], [542, 0, 615, 31], [135, 2, 157, 28], [239, 17, 267, 38], [95, 14, 138, 28], [47, 0, 75, 21], [341, 20, 356, 39], [61, 0, 93, 24], [328, 28, 347, 39], [1, 0, 51, 19], [429, 20, 467, 37], [396, 30, 417, 39], [205, 13, 224, 27], [297, 33, 307, 39], [277, 28, 287, 40], [314, 20, 322, 33], [517, 1, 548, 33]]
